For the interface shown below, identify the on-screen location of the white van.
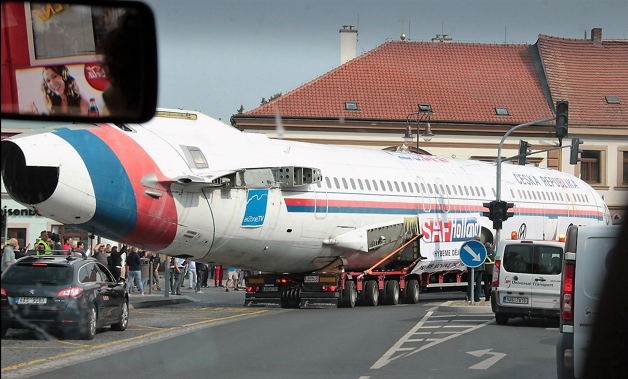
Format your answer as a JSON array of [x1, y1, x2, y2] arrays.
[[491, 237, 565, 325], [556, 224, 620, 379]]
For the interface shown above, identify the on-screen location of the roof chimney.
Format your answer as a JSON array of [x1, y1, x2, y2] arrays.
[[591, 28, 602, 44], [340, 25, 357, 64]]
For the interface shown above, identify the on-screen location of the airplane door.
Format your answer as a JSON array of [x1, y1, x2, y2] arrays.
[[313, 181, 328, 219], [417, 176, 432, 214], [435, 178, 450, 213]]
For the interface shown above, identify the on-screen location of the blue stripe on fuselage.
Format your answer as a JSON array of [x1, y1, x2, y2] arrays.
[[53, 128, 137, 239]]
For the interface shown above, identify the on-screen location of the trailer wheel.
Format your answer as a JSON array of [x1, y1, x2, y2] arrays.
[[405, 279, 420, 304], [341, 280, 357, 308], [364, 280, 379, 306], [386, 280, 400, 305]]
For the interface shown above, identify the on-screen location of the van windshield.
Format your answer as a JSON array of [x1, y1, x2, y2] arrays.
[[503, 245, 563, 275]]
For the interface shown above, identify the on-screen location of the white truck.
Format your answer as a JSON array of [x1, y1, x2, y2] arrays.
[[555, 224, 620, 379]]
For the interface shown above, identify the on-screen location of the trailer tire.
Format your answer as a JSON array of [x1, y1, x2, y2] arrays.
[[341, 280, 357, 308], [386, 280, 400, 305], [405, 279, 420, 304], [364, 280, 379, 306]]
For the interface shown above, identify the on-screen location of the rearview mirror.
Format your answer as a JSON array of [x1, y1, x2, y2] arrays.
[[1, 0, 158, 123]]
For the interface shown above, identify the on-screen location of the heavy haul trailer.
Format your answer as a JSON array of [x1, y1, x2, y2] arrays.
[[244, 235, 424, 308]]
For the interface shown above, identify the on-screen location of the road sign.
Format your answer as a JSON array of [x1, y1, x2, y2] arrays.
[[460, 240, 487, 268]]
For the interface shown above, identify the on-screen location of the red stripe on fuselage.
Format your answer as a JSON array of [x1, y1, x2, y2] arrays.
[[90, 125, 177, 250]]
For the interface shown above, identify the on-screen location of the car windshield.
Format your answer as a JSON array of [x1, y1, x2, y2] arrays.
[[2, 265, 73, 286]]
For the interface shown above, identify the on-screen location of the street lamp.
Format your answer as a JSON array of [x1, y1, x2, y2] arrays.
[[403, 104, 434, 153]]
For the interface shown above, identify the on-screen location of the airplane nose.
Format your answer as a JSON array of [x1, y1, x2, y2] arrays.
[[1, 140, 59, 205]]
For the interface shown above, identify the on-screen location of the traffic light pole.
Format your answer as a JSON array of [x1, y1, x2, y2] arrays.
[[495, 116, 555, 252]]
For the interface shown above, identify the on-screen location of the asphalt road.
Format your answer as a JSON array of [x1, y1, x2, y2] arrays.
[[1, 288, 559, 379]]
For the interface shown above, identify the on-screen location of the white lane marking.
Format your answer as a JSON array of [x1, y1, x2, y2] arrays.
[[370, 311, 493, 370], [467, 349, 507, 370]]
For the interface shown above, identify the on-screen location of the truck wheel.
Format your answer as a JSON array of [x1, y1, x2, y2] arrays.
[[341, 280, 357, 308], [405, 279, 420, 304], [364, 280, 379, 306], [495, 313, 509, 325], [386, 280, 400, 305], [379, 280, 388, 305]]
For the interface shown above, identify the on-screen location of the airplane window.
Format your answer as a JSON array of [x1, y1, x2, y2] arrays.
[[372, 180, 378, 191], [350, 178, 356, 190], [428, 183, 433, 194], [421, 183, 427, 193], [407, 182, 413, 193], [492, 188, 496, 197], [452, 185, 458, 195], [393, 181, 400, 192], [559, 193, 564, 201], [387, 181, 393, 192], [445, 185, 451, 195], [400, 182, 407, 192], [510, 189, 515, 198], [542, 192, 547, 200], [380, 180, 386, 191], [474, 187, 480, 196], [584, 194, 588, 203], [481, 188, 486, 197], [342, 178, 348, 189], [187, 146, 209, 169], [325, 177, 332, 188], [357, 179, 364, 190], [528, 190, 533, 199], [550, 192, 555, 201], [523, 191, 527, 199], [434, 184, 440, 194], [333, 177, 340, 189], [362, 179, 369, 190], [459, 185, 464, 196], [518, 190, 522, 198], [464, 186, 469, 196], [440, 184, 445, 194]]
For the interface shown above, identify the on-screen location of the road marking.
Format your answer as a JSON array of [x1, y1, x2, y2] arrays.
[[370, 311, 493, 370], [467, 349, 506, 369]]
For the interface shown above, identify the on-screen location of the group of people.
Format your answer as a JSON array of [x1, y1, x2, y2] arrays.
[[466, 236, 496, 303]]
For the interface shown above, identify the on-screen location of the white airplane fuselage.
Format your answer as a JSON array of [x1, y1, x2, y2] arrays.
[[1, 110, 610, 274]]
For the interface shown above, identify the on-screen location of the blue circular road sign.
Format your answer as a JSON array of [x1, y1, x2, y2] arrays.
[[460, 240, 487, 268]]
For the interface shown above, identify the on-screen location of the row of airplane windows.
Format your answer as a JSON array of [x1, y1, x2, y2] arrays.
[[315, 177, 590, 205]]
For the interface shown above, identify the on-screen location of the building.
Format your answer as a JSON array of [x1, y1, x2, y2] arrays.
[[231, 28, 628, 214]]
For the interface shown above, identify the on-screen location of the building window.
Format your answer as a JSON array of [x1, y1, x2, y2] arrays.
[[581, 151, 601, 184], [344, 101, 358, 110], [618, 148, 628, 187]]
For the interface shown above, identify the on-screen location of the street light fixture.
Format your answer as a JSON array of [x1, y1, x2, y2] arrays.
[[403, 103, 434, 153]]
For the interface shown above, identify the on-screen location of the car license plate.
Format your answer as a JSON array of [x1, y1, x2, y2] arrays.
[[17, 297, 47, 305], [503, 296, 528, 304], [262, 286, 278, 292]]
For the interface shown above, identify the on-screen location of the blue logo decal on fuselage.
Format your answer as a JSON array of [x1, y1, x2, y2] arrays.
[[242, 189, 268, 227]]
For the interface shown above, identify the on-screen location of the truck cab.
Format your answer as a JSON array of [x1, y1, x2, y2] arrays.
[[491, 234, 565, 325]]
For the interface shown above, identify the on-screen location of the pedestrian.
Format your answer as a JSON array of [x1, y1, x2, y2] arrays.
[[109, 246, 123, 281], [125, 247, 144, 295], [171, 257, 185, 295], [62, 237, 72, 252], [149, 251, 162, 290], [92, 243, 108, 267], [1, 238, 18, 274], [67, 241, 86, 258], [187, 260, 197, 290], [224, 267, 239, 292], [36, 231, 52, 255], [195, 262, 208, 292], [466, 236, 484, 303], [214, 265, 224, 287], [483, 242, 495, 302]]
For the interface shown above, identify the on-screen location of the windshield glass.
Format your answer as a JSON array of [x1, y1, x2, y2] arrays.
[[2, 265, 73, 285]]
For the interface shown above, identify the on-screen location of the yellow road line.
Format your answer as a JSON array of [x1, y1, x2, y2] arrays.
[[1, 310, 268, 373]]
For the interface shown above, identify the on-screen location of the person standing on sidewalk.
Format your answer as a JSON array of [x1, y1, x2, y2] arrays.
[[149, 251, 162, 291], [187, 260, 197, 290], [482, 242, 495, 302], [125, 247, 144, 296], [195, 262, 208, 292], [224, 267, 239, 292], [172, 257, 185, 295], [214, 265, 224, 287]]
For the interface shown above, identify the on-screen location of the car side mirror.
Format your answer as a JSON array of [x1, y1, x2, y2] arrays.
[[1, 0, 158, 123]]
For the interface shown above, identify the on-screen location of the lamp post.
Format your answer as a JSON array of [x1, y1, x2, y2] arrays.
[[403, 104, 434, 153]]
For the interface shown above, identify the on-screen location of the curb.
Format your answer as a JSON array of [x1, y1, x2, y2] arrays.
[[129, 295, 195, 310], [437, 300, 494, 314]]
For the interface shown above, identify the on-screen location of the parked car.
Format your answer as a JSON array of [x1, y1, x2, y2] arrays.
[[1, 255, 129, 340]]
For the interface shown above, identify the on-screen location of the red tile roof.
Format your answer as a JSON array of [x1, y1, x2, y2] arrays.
[[537, 34, 628, 127], [245, 41, 553, 125]]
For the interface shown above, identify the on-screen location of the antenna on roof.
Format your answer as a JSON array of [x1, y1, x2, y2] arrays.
[[504, 26, 507, 45]]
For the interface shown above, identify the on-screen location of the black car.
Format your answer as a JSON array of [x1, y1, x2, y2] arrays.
[[1, 255, 129, 340]]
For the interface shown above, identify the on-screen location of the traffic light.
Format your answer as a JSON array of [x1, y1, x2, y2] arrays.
[[569, 138, 583, 165], [501, 201, 515, 221], [555, 100, 569, 139], [518, 140, 530, 165], [483, 201, 496, 221]]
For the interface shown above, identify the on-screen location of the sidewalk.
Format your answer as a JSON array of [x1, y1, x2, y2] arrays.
[[436, 299, 493, 314]]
